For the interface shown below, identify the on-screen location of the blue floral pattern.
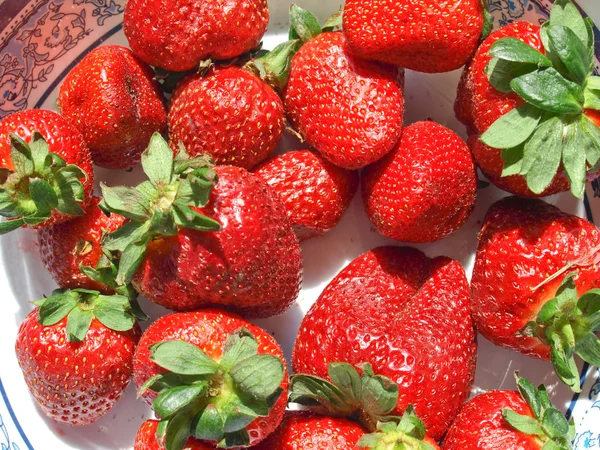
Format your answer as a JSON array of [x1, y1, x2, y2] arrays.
[[0, 412, 21, 450]]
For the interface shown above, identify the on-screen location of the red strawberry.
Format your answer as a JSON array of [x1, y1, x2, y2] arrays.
[[292, 246, 477, 440], [15, 289, 141, 426], [362, 121, 477, 243], [455, 1, 600, 199], [135, 420, 214, 450], [168, 66, 284, 170], [123, 0, 269, 72], [133, 310, 288, 448], [100, 134, 302, 317], [471, 196, 600, 392], [58, 45, 167, 170], [0, 109, 94, 231], [443, 375, 575, 450], [38, 196, 125, 293], [283, 31, 404, 170], [342, 0, 485, 73], [253, 149, 359, 241]]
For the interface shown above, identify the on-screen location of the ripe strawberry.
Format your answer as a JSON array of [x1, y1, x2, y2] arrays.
[[455, 0, 600, 199], [443, 375, 575, 450], [252, 411, 365, 450], [135, 420, 214, 450], [38, 196, 125, 293], [292, 246, 477, 440], [253, 149, 359, 241], [471, 196, 600, 392], [342, 0, 486, 73], [99, 133, 302, 317], [124, 0, 269, 72], [0, 109, 94, 232], [168, 66, 284, 170], [58, 45, 167, 170], [133, 309, 288, 449], [15, 288, 141, 426], [284, 30, 404, 170], [362, 121, 477, 243]]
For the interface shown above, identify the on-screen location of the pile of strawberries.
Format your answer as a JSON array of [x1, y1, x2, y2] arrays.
[[2, 0, 600, 448]]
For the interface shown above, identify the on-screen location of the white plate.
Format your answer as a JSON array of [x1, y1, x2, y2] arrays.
[[0, 0, 599, 449]]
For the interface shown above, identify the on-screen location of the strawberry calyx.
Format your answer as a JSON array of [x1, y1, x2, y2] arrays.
[[480, 0, 600, 198], [138, 328, 285, 450], [0, 132, 88, 234], [356, 406, 437, 450], [34, 288, 143, 342], [99, 132, 220, 286], [480, 0, 493, 41], [502, 373, 575, 449], [521, 273, 600, 392], [289, 362, 431, 444]]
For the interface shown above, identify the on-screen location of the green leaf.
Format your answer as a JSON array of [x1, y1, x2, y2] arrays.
[[542, 408, 570, 438], [322, 9, 343, 32], [172, 203, 221, 232], [489, 38, 552, 66], [486, 58, 538, 94], [154, 384, 207, 418], [580, 115, 600, 167], [38, 291, 78, 326], [574, 332, 600, 366], [578, 289, 600, 316], [289, 4, 321, 43], [150, 340, 220, 376], [9, 134, 34, 177], [66, 307, 93, 342], [219, 328, 258, 372], [222, 402, 259, 433], [562, 121, 588, 199], [511, 68, 583, 113], [54, 180, 85, 217], [549, 0, 590, 49], [289, 375, 355, 416], [397, 405, 427, 439], [142, 133, 174, 186], [482, 9, 493, 40], [99, 183, 150, 221], [516, 376, 543, 418], [549, 339, 581, 392], [28, 132, 50, 174], [0, 218, 25, 234], [521, 117, 564, 194], [115, 238, 150, 285], [102, 220, 152, 252], [502, 409, 545, 436], [480, 104, 542, 149], [217, 429, 249, 448], [249, 39, 301, 91], [57, 164, 87, 181], [230, 354, 284, 401], [163, 410, 192, 450], [548, 25, 591, 84], [29, 178, 58, 215], [360, 368, 398, 417], [501, 145, 525, 177], [584, 88, 600, 110], [584, 18, 595, 71], [328, 362, 362, 407], [94, 295, 136, 331], [194, 405, 224, 442]]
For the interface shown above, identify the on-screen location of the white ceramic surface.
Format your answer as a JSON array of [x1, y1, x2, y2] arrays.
[[0, 0, 599, 449]]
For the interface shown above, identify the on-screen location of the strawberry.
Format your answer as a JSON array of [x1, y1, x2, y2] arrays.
[[455, 0, 600, 199], [168, 66, 284, 170], [133, 309, 288, 449], [362, 121, 477, 243], [283, 8, 404, 170], [100, 133, 302, 317], [471, 196, 600, 392], [58, 45, 167, 170], [443, 374, 575, 450], [253, 149, 359, 241], [15, 288, 142, 426], [135, 420, 214, 450], [123, 0, 268, 72], [0, 109, 94, 232], [292, 246, 477, 440], [37, 196, 125, 293], [342, 0, 486, 73]]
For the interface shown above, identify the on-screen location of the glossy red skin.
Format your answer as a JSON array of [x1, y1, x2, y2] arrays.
[[15, 309, 140, 426], [443, 391, 541, 449], [343, 0, 483, 73], [38, 197, 125, 293], [253, 411, 365, 450], [0, 110, 94, 227], [58, 45, 167, 169], [455, 23, 572, 197], [472, 197, 600, 359], [253, 150, 359, 241], [292, 246, 477, 440], [124, 0, 268, 71], [362, 121, 477, 243], [284, 32, 404, 170], [133, 310, 288, 447], [133, 165, 302, 317], [169, 67, 284, 170], [135, 420, 216, 450]]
